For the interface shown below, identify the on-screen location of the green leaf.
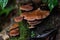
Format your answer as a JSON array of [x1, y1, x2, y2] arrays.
[[0, 0, 8, 9], [42, 0, 58, 12], [31, 31, 35, 38], [0, 6, 15, 16], [48, 0, 58, 12]]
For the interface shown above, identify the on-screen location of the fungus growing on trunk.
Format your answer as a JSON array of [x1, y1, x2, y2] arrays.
[[9, 23, 19, 37], [20, 4, 33, 11], [14, 8, 50, 28]]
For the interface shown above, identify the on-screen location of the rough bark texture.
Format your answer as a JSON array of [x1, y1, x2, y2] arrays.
[[56, 1, 60, 40]]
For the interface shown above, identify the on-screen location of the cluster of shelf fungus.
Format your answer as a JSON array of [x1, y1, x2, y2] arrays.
[[0, 1, 50, 40]]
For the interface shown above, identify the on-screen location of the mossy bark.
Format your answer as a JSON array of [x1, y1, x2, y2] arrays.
[[19, 20, 29, 40]]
